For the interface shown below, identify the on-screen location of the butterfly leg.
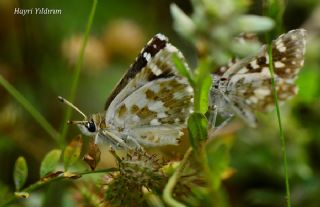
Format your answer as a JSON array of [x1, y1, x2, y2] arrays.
[[215, 114, 234, 134], [207, 105, 218, 130], [123, 135, 144, 151], [98, 130, 128, 149], [208, 113, 234, 137]]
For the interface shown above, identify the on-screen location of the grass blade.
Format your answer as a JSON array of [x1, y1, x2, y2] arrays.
[[59, 0, 98, 146], [0, 75, 59, 142], [268, 45, 291, 207]]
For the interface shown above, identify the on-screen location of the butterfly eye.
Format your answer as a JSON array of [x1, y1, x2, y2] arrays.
[[85, 121, 96, 133], [220, 77, 228, 81]]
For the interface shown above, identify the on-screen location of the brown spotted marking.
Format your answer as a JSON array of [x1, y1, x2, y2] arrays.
[[117, 105, 127, 118], [145, 89, 157, 100], [131, 105, 139, 113], [136, 106, 157, 119]]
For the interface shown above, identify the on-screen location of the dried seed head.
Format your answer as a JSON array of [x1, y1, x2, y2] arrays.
[[103, 149, 205, 206], [103, 149, 167, 207]]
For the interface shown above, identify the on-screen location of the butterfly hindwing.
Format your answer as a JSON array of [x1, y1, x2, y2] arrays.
[[113, 77, 192, 128], [210, 29, 306, 127]]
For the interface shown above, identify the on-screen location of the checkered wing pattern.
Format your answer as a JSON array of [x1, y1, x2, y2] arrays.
[[210, 29, 306, 127], [104, 34, 193, 146]]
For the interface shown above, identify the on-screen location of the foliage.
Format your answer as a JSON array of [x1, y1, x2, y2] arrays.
[[0, 0, 319, 207], [13, 157, 28, 192], [40, 149, 62, 178]]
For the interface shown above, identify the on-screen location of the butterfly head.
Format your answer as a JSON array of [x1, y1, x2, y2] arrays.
[[73, 113, 104, 136], [58, 96, 104, 136]]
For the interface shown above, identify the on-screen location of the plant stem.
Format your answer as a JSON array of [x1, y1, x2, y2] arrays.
[[0, 75, 60, 142], [143, 187, 165, 207], [2, 168, 117, 207], [59, 0, 98, 147], [163, 147, 193, 207], [268, 45, 291, 207]]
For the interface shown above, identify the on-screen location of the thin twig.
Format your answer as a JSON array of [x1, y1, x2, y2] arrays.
[[1, 168, 118, 206]]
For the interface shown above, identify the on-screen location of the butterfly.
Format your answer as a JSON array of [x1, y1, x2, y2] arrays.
[[208, 29, 307, 128], [59, 34, 193, 149]]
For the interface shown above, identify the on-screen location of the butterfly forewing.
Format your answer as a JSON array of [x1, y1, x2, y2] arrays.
[[105, 34, 169, 111], [220, 29, 306, 79], [271, 29, 306, 79], [104, 34, 193, 146]]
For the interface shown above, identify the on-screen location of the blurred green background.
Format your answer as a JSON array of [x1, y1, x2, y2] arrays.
[[0, 0, 320, 206]]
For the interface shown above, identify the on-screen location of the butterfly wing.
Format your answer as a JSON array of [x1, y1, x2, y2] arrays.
[[227, 29, 306, 108], [211, 29, 306, 126], [105, 34, 169, 111], [221, 29, 306, 78], [104, 34, 193, 146], [208, 84, 258, 127]]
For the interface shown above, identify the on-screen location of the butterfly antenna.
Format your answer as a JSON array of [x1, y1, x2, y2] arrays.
[[67, 120, 88, 124], [58, 96, 87, 119]]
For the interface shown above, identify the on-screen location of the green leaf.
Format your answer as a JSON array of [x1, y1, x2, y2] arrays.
[[231, 39, 261, 58], [13, 156, 28, 191], [202, 0, 240, 19], [206, 140, 230, 190], [172, 53, 194, 86], [188, 113, 208, 151], [194, 58, 212, 114], [233, 15, 275, 33], [170, 4, 195, 39], [63, 135, 83, 171], [40, 149, 62, 177], [194, 75, 212, 114]]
